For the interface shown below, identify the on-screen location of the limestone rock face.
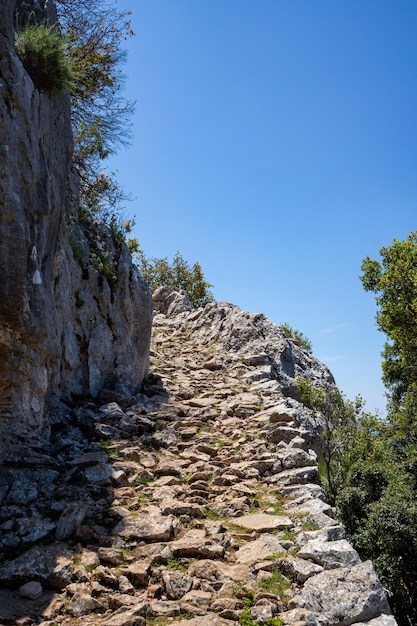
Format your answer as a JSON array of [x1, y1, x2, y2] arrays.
[[0, 0, 152, 452], [153, 293, 334, 393]]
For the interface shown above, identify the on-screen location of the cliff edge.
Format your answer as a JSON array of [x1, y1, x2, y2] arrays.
[[0, 0, 152, 455]]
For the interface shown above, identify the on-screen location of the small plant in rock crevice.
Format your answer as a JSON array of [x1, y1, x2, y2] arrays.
[[203, 508, 224, 521], [165, 556, 184, 571], [279, 322, 313, 353], [257, 566, 291, 599]]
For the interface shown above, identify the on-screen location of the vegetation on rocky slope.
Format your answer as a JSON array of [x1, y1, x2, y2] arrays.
[[294, 231, 417, 626], [135, 250, 215, 308]]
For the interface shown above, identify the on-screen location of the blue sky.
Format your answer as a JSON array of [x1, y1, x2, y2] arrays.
[[109, 0, 417, 414]]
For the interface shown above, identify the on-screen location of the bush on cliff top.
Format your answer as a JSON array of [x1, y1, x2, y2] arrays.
[[279, 322, 312, 353], [134, 249, 215, 309], [15, 20, 74, 94]]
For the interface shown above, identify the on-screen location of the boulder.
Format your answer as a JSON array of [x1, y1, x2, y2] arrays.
[[300, 560, 392, 625]]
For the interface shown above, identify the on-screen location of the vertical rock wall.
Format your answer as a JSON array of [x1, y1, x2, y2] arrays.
[[0, 0, 152, 453]]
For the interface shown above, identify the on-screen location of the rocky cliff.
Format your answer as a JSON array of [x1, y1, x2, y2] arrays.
[[0, 289, 397, 625], [0, 0, 153, 455]]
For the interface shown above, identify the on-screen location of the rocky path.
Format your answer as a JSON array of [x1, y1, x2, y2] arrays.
[[0, 292, 396, 626]]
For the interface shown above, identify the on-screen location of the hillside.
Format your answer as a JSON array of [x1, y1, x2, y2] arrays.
[[0, 289, 396, 625]]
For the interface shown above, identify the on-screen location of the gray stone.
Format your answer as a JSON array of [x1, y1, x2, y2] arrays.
[[150, 430, 178, 448], [280, 608, 321, 625], [100, 612, 146, 626], [191, 559, 250, 584], [120, 561, 150, 587], [286, 496, 333, 519], [68, 592, 107, 616], [153, 286, 192, 316], [174, 615, 238, 625], [277, 556, 323, 583], [267, 425, 301, 444], [355, 617, 397, 626], [160, 498, 205, 518], [181, 589, 213, 610], [0, 543, 72, 586], [15, 514, 56, 543], [279, 448, 317, 470], [84, 463, 114, 484], [149, 599, 181, 616], [118, 574, 136, 595], [250, 602, 276, 623], [236, 534, 285, 564], [112, 506, 177, 542], [297, 539, 361, 569], [68, 450, 109, 467], [270, 466, 319, 486], [98, 547, 127, 566], [18, 580, 43, 599], [171, 528, 225, 559], [301, 560, 392, 625], [55, 503, 86, 541], [232, 512, 293, 532], [162, 570, 193, 599]]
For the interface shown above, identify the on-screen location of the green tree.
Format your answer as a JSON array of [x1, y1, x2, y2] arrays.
[[297, 372, 417, 623], [331, 232, 417, 625], [334, 415, 417, 625], [279, 323, 312, 353], [360, 231, 417, 410], [56, 0, 135, 228], [296, 378, 364, 502], [135, 249, 215, 308]]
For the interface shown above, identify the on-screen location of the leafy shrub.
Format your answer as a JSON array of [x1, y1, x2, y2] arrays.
[[279, 322, 312, 353], [297, 377, 364, 503], [15, 20, 74, 94], [136, 249, 214, 308]]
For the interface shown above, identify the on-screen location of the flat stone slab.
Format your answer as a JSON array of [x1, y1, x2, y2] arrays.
[[233, 512, 293, 532], [236, 533, 285, 564], [112, 505, 176, 542], [298, 539, 361, 569], [171, 529, 225, 559]]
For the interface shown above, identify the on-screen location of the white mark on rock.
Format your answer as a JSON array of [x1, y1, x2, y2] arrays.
[[32, 269, 42, 284]]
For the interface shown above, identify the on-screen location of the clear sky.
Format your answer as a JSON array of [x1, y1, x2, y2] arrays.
[[108, 0, 417, 414]]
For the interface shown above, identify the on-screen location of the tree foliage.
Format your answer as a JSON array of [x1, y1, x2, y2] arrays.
[[279, 323, 312, 353], [296, 378, 364, 502], [298, 371, 417, 624], [55, 0, 135, 227], [14, 20, 75, 94], [320, 231, 417, 625], [334, 415, 417, 625], [135, 249, 215, 309], [360, 231, 417, 410]]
